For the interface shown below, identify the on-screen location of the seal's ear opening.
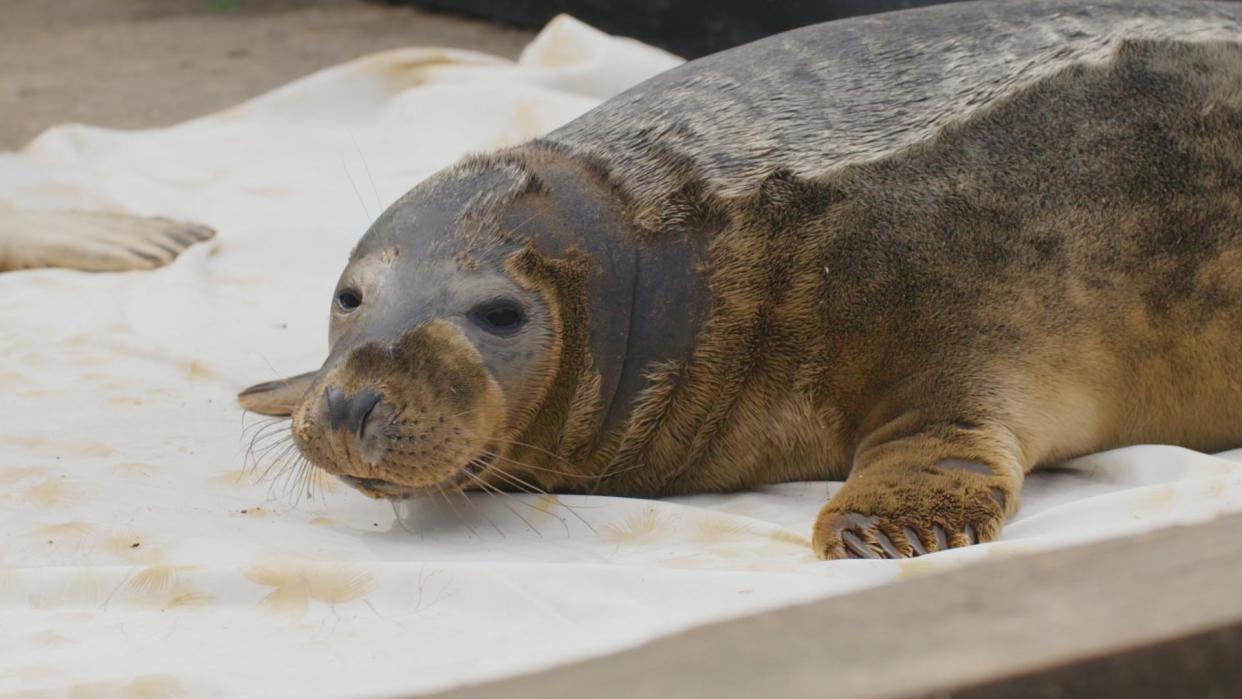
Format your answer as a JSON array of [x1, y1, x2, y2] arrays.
[[237, 371, 317, 417]]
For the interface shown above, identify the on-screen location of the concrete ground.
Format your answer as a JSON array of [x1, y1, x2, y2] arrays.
[[0, 0, 534, 149]]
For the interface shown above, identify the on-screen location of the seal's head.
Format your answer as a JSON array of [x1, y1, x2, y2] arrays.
[[285, 146, 638, 499]]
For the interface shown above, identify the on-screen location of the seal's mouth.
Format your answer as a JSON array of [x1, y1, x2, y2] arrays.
[[338, 450, 497, 500]]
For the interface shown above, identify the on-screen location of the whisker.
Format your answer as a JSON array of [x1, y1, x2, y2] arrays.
[[484, 461, 599, 536], [483, 459, 547, 495], [352, 135, 383, 214], [485, 439, 614, 481], [243, 422, 291, 459], [453, 477, 506, 538], [342, 153, 374, 225], [301, 457, 326, 505], [482, 451, 607, 504], [249, 442, 291, 481], [465, 468, 542, 538], [294, 458, 314, 503], [242, 421, 290, 457], [435, 485, 479, 539], [489, 436, 571, 465], [256, 440, 298, 481], [259, 444, 301, 498], [390, 500, 416, 535], [240, 414, 286, 443], [469, 461, 569, 531], [245, 427, 293, 468]]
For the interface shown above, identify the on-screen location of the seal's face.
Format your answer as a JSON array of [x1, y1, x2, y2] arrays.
[[288, 165, 565, 499]]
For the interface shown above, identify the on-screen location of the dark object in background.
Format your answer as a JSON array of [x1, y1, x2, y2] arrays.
[[390, 0, 966, 58]]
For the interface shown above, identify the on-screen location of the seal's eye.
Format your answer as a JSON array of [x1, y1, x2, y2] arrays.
[[470, 299, 525, 336], [335, 288, 362, 313]]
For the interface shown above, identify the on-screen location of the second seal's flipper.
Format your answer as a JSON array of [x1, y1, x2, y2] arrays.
[[238, 372, 317, 417], [0, 208, 214, 273]]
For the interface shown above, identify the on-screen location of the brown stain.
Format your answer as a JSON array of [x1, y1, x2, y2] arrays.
[[309, 565, 376, 605], [125, 565, 190, 598], [527, 19, 585, 68], [687, 515, 754, 545], [768, 529, 813, 549], [186, 361, 218, 382], [600, 508, 664, 544], [122, 675, 188, 699], [1141, 484, 1177, 514], [310, 516, 337, 526], [145, 387, 181, 399], [2, 434, 46, 449], [29, 630, 70, 648], [29, 569, 100, 609], [982, 540, 1040, 561], [0, 465, 44, 485], [0, 435, 116, 459], [96, 382, 135, 394], [164, 591, 214, 610], [896, 555, 951, 580], [1210, 460, 1240, 475], [0, 567, 14, 603], [13, 663, 58, 682], [205, 469, 255, 488], [23, 276, 66, 290], [243, 555, 375, 615], [368, 50, 460, 93], [35, 521, 97, 540], [67, 441, 117, 458], [112, 462, 160, 477], [0, 371, 31, 388], [1204, 476, 1230, 499], [239, 506, 269, 518], [17, 389, 57, 400], [511, 102, 545, 140], [70, 681, 117, 698], [488, 101, 543, 149], [28, 181, 99, 202], [52, 611, 96, 624], [527, 494, 575, 524], [70, 353, 111, 368], [24, 478, 87, 508], [19, 350, 53, 367]]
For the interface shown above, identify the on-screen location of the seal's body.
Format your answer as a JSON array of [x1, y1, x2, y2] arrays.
[[241, 0, 1242, 559]]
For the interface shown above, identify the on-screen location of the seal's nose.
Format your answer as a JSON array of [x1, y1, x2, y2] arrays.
[[325, 387, 382, 438]]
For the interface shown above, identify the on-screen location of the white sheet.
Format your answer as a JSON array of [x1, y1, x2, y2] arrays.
[[2, 16, 1240, 698]]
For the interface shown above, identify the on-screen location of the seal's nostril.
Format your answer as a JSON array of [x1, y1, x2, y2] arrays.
[[325, 386, 383, 438], [351, 389, 382, 439], [325, 387, 349, 431]]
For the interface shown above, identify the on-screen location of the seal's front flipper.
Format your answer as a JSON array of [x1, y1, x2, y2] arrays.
[[811, 420, 1023, 560], [238, 372, 317, 417], [0, 208, 214, 273]]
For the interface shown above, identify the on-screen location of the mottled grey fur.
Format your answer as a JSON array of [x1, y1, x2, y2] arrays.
[[543, 0, 1240, 214]]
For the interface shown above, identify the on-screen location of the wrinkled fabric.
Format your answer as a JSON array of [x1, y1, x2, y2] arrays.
[[1, 16, 1240, 698]]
